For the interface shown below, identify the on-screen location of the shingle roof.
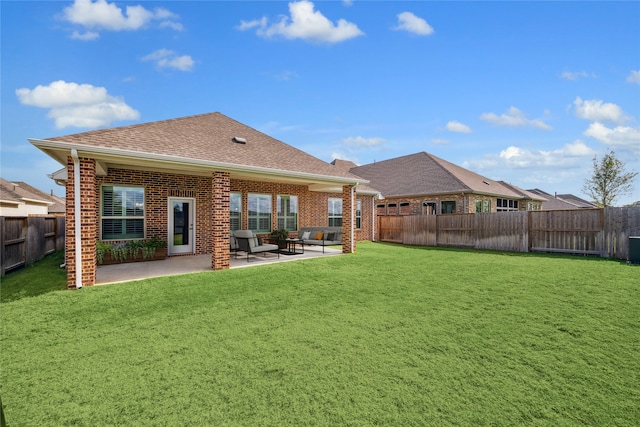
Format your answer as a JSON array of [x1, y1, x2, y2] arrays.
[[0, 178, 65, 213], [527, 189, 597, 210], [350, 152, 539, 199], [43, 112, 363, 183]]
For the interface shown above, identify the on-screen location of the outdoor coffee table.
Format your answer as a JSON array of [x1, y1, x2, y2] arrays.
[[281, 238, 304, 255]]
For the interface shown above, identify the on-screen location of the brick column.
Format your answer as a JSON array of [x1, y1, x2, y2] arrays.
[[342, 185, 355, 253], [212, 171, 230, 270], [65, 156, 97, 288]]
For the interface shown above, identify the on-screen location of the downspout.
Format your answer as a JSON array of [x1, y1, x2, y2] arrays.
[[71, 149, 82, 289], [371, 195, 376, 242], [351, 185, 356, 253]]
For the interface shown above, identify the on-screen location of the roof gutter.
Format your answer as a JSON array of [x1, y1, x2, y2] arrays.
[[71, 149, 82, 289], [29, 138, 369, 187]]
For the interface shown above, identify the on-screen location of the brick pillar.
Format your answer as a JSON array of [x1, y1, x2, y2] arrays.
[[342, 185, 355, 254], [212, 171, 230, 270], [66, 156, 97, 289]]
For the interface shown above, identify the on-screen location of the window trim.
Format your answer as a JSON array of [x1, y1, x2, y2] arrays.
[[328, 197, 342, 227], [356, 199, 362, 229], [247, 193, 272, 233], [277, 195, 298, 231], [230, 192, 242, 232], [100, 184, 145, 241], [441, 200, 456, 214]]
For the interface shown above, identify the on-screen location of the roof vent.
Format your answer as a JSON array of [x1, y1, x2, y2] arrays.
[[232, 136, 246, 144], [482, 180, 490, 185]]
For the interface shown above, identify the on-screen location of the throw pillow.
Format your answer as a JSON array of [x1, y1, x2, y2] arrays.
[[314, 231, 324, 240], [326, 232, 335, 241], [301, 231, 311, 240]]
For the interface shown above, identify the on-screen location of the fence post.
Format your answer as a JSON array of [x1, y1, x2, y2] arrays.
[[0, 217, 4, 275]]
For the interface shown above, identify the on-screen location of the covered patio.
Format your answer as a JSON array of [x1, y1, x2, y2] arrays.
[[96, 245, 343, 285]]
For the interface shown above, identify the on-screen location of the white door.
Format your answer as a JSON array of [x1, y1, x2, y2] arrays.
[[168, 198, 195, 255]]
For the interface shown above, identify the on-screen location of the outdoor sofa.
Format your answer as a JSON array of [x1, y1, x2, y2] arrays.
[[234, 230, 280, 262], [296, 226, 342, 253]]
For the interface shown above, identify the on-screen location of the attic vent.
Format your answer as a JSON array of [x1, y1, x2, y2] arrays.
[[483, 180, 490, 185], [232, 137, 247, 144]]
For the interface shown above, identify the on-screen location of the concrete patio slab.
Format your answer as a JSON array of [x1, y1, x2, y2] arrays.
[[96, 246, 342, 285]]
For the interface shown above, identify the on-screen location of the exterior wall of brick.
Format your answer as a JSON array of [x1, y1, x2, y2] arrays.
[[355, 195, 376, 242], [65, 166, 371, 285], [66, 156, 97, 289], [375, 193, 532, 216], [212, 172, 230, 270], [341, 185, 354, 253]]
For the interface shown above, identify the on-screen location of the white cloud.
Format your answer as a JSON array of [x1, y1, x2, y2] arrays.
[[583, 122, 640, 152], [16, 80, 139, 129], [446, 120, 471, 133], [627, 70, 640, 84], [141, 49, 194, 71], [465, 140, 596, 171], [480, 106, 552, 130], [342, 136, 386, 147], [560, 70, 596, 80], [393, 12, 434, 36], [61, 0, 182, 37], [237, 0, 364, 44], [573, 97, 629, 124], [71, 30, 100, 40]]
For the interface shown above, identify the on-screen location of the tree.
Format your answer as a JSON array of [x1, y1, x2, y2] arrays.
[[583, 150, 638, 207]]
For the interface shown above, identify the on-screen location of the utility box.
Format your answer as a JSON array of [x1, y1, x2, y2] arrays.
[[630, 237, 640, 265]]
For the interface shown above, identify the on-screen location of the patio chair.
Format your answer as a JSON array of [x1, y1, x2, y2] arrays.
[[230, 231, 239, 259], [234, 230, 280, 262]]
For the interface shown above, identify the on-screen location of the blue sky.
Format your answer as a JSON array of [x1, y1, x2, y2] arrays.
[[2, 0, 639, 205]]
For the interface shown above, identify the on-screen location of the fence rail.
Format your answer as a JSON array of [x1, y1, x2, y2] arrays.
[[0, 216, 65, 275], [377, 207, 640, 260]]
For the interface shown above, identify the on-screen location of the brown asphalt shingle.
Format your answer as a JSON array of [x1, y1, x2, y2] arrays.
[[350, 152, 534, 198], [46, 112, 362, 181]]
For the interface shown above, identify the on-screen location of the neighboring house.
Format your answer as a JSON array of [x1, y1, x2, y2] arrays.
[[30, 112, 378, 288], [527, 189, 598, 210], [0, 177, 65, 216], [345, 152, 546, 216]]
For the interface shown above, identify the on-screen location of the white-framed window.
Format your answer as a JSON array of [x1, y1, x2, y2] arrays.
[[356, 199, 362, 229], [248, 193, 272, 232], [277, 195, 298, 231], [101, 185, 145, 240], [476, 200, 490, 213], [230, 192, 241, 232], [423, 202, 437, 215], [376, 203, 386, 216], [497, 198, 518, 212], [387, 203, 398, 215], [441, 200, 456, 214], [328, 198, 342, 227], [399, 202, 410, 215]]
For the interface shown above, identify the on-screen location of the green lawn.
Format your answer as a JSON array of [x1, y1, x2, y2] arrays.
[[1, 242, 638, 426]]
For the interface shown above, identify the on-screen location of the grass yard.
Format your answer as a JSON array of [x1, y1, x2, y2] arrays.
[[1, 242, 638, 426]]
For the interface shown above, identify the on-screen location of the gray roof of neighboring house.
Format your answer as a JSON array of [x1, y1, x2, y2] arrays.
[[350, 152, 545, 200], [498, 181, 547, 202], [0, 178, 65, 214], [527, 189, 597, 210], [38, 112, 366, 186]]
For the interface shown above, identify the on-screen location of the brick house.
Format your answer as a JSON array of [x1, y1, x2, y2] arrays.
[[341, 152, 545, 217], [30, 112, 379, 289], [0, 177, 65, 216]]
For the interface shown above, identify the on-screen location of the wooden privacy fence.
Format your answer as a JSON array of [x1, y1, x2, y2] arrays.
[[378, 207, 640, 260], [0, 216, 65, 275]]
